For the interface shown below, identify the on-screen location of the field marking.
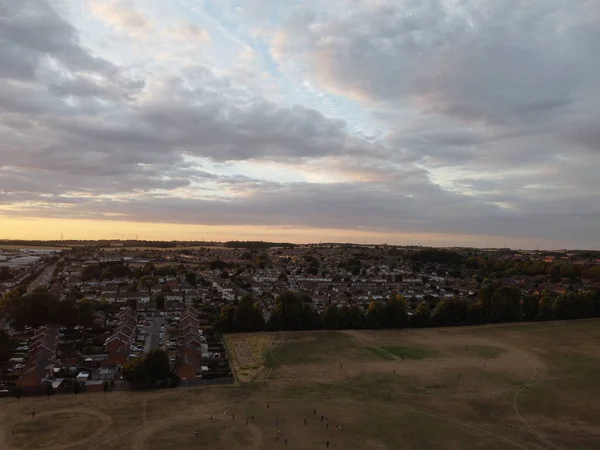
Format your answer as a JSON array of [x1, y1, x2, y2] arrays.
[[274, 331, 538, 399], [512, 372, 581, 450], [5, 408, 113, 450], [272, 331, 532, 449], [90, 336, 280, 450]]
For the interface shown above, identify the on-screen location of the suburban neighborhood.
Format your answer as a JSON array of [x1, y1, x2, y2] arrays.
[[1, 241, 600, 395]]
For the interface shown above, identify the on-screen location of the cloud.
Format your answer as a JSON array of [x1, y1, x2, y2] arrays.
[[167, 21, 210, 43], [89, 0, 153, 36], [1, 0, 599, 247], [0, 0, 118, 80], [272, 0, 599, 123]]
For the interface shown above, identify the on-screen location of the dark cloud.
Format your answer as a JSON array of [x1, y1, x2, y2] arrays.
[[0, 0, 117, 79]]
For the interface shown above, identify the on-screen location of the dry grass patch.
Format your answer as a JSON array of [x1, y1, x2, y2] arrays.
[[225, 333, 274, 382]]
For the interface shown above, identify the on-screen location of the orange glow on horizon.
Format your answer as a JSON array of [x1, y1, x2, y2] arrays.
[[0, 214, 578, 250]]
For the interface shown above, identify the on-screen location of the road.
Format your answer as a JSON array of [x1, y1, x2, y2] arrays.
[[26, 264, 56, 294], [143, 316, 164, 353]]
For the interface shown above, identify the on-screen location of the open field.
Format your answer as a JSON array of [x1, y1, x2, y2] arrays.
[[101, 246, 235, 252], [2, 320, 600, 449]]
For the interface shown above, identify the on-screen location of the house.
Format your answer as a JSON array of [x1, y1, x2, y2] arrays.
[[103, 348, 128, 367], [19, 325, 59, 387], [165, 293, 184, 302], [176, 346, 202, 380], [104, 332, 131, 353], [136, 301, 157, 312], [184, 330, 203, 349], [165, 300, 184, 317]]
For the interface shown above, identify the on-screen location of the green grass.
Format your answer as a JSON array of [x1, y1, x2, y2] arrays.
[[380, 345, 440, 360], [266, 331, 354, 366], [366, 346, 395, 360], [451, 345, 505, 358]]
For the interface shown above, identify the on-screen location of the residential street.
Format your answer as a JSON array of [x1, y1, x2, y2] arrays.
[[144, 316, 165, 353], [26, 264, 56, 294]]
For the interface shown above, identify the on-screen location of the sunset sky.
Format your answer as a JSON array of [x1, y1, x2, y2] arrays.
[[1, 0, 599, 249]]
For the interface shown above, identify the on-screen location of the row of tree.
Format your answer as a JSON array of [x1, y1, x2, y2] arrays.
[[215, 285, 600, 333], [0, 288, 95, 330]]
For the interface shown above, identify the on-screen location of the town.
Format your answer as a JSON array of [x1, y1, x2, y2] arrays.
[[1, 240, 600, 396]]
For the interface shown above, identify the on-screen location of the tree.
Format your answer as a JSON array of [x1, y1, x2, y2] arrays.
[[57, 298, 79, 328], [234, 295, 265, 332], [521, 295, 540, 321], [100, 270, 115, 281], [46, 383, 54, 401], [185, 272, 197, 286], [538, 294, 555, 320], [139, 275, 159, 293], [322, 305, 341, 329], [383, 294, 409, 328], [270, 291, 304, 330], [209, 260, 227, 271], [215, 305, 236, 333], [366, 301, 384, 329], [103, 381, 109, 399], [432, 297, 469, 326], [124, 349, 171, 389], [0, 267, 11, 281], [412, 301, 431, 328], [300, 304, 320, 330], [4, 289, 61, 330], [81, 264, 101, 281], [77, 299, 95, 328]]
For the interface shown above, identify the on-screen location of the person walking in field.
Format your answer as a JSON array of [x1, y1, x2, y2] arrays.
[[32, 411, 35, 419], [304, 417, 307, 425], [195, 428, 199, 438], [327, 440, 330, 448]]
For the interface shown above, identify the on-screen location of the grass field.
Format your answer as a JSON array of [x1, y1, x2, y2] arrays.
[[2, 320, 600, 449]]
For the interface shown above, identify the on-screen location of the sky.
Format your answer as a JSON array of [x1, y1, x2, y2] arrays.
[[0, 0, 599, 249]]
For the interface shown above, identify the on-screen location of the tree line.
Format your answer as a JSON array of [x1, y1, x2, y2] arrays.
[[215, 284, 600, 333], [0, 287, 96, 330]]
